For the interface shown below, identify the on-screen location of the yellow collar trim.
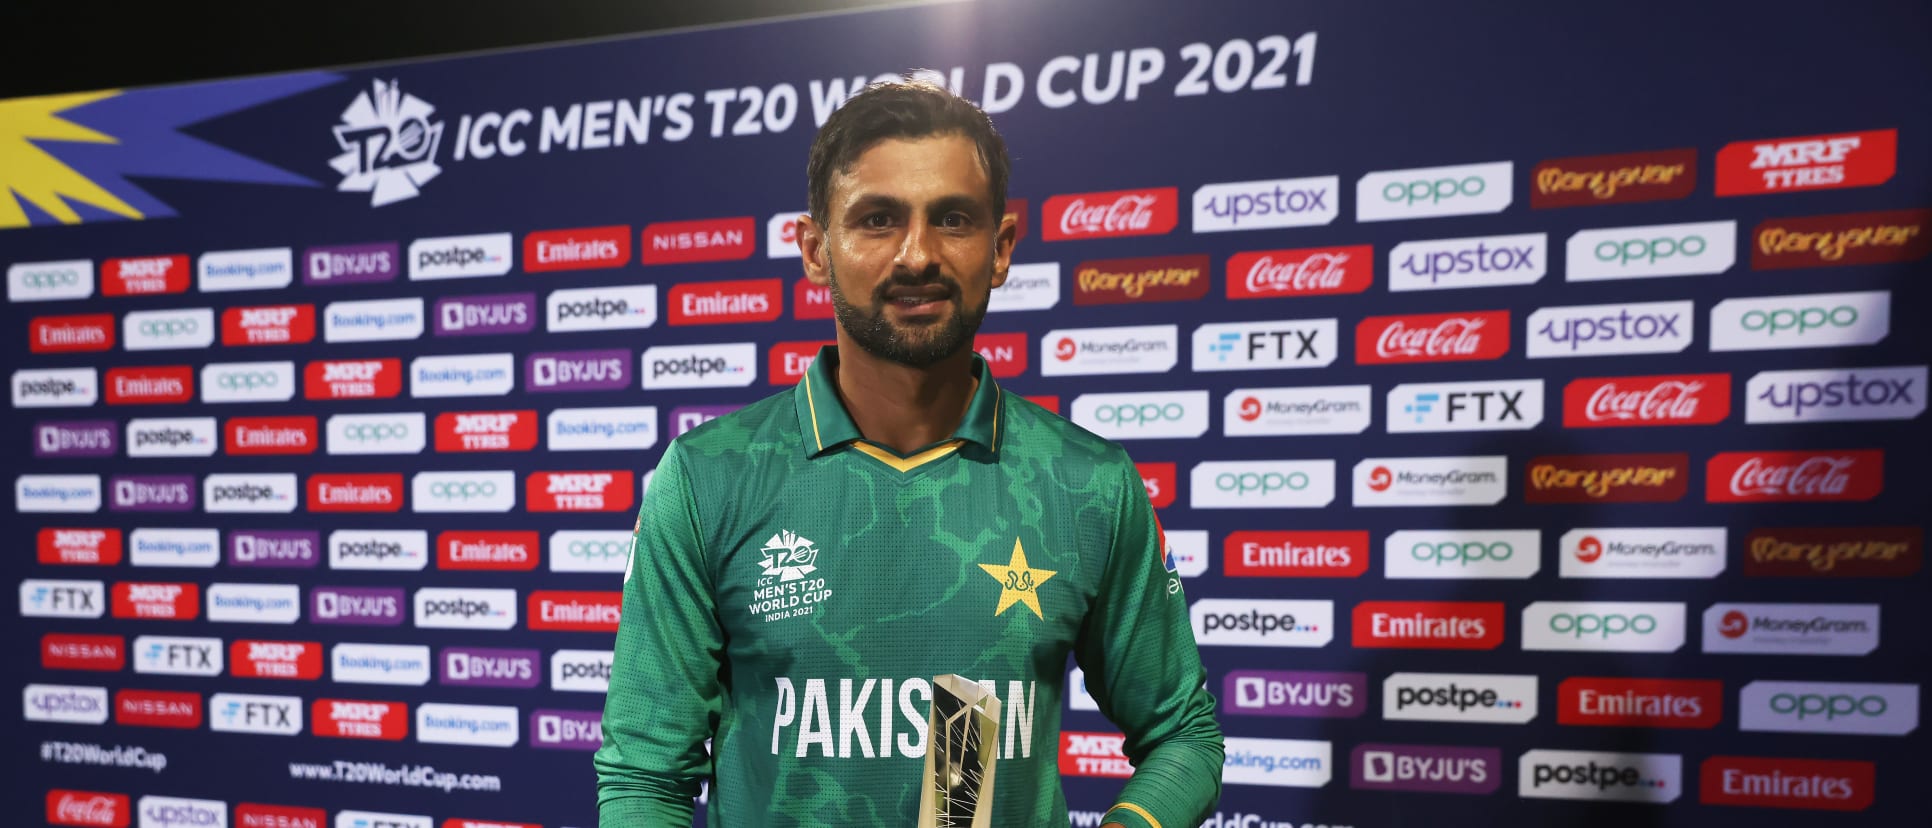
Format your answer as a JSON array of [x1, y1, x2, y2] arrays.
[[849, 439, 964, 473]]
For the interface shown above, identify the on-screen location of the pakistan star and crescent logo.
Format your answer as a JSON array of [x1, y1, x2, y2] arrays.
[[979, 538, 1057, 619], [758, 530, 820, 582]]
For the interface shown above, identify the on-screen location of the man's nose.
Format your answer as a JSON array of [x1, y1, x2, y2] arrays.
[[894, 219, 937, 275]]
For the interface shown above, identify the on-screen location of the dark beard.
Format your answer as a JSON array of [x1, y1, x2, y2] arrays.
[[827, 262, 988, 368]]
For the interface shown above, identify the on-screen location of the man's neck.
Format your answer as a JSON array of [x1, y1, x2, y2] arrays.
[[829, 335, 978, 456]]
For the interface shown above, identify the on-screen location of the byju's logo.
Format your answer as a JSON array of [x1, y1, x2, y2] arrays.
[[532, 709, 603, 750], [1519, 750, 1681, 803], [1352, 743, 1501, 795], [1382, 673, 1538, 725], [1223, 670, 1366, 718], [34, 421, 115, 459], [331, 79, 445, 206]]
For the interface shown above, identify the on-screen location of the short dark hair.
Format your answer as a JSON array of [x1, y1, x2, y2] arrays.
[[806, 77, 1009, 228]]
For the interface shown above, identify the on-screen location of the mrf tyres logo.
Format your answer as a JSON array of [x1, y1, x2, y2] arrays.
[[332, 79, 444, 206], [1716, 127, 1896, 196], [1520, 749, 1682, 803]]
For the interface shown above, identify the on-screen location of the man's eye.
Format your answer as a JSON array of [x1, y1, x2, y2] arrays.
[[862, 214, 892, 229], [940, 213, 969, 228]]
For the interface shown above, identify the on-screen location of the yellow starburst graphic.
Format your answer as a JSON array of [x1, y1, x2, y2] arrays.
[[979, 538, 1057, 619], [0, 90, 142, 229]]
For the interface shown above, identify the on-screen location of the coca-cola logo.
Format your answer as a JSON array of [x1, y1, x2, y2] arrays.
[[1710, 451, 1883, 502], [1042, 187, 1178, 241], [1227, 245, 1374, 299], [1356, 311, 1511, 365], [1565, 374, 1731, 428], [47, 790, 127, 827]]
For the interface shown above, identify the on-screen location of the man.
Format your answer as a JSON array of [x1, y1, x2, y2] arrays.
[[596, 79, 1223, 828]]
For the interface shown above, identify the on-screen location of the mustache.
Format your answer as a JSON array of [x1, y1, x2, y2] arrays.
[[871, 267, 961, 304]]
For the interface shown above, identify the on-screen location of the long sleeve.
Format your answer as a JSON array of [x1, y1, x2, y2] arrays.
[[1073, 455, 1224, 828], [595, 441, 725, 825]]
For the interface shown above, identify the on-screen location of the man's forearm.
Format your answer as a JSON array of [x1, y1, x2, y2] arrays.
[[1103, 734, 1225, 828]]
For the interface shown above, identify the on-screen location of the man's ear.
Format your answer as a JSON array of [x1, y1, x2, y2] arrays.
[[990, 207, 1019, 289], [798, 214, 831, 286]]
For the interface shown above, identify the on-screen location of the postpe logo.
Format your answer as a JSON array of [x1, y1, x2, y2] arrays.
[[641, 343, 757, 390], [1189, 599, 1334, 647], [414, 587, 517, 630], [1381, 672, 1538, 724], [1519, 749, 1681, 803], [332, 79, 445, 206]]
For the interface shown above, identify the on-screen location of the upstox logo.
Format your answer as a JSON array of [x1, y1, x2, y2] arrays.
[[411, 471, 515, 513], [1383, 672, 1537, 724], [1738, 680, 1918, 736], [1522, 601, 1686, 652], [1190, 599, 1334, 647], [1526, 300, 1694, 359], [409, 233, 512, 280], [1357, 161, 1512, 222], [1388, 232, 1547, 292], [1070, 391, 1209, 440], [1189, 460, 1336, 509], [1566, 220, 1738, 282], [1745, 365, 1926, 423], [1384, 530, 1541, 579], [1519, 749, 1681, 803]]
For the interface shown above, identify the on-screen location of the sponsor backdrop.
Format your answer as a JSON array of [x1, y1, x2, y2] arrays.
[[3, 0, 1926, 826]]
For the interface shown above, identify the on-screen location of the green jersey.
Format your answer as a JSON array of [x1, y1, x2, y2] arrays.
[[595, 345, 1223, 828]]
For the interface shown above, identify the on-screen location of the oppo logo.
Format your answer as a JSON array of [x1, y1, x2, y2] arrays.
[[1710, 290, 1890, 351], [1190, 461, 1335, 508], [1739, 681, 1918, 735], [1384, 530, 1541, 579], [1521, 602, 1686, 652], [412, 472, 515, 512], [1070, 391, 1208, 440], [1566, 221, 1738, 281], [1358, 161, 1513, 222]]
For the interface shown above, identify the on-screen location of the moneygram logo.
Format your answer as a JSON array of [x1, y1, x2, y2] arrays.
[[198, 247, 293, 293], [328, 412, 427, 455], [1700, 756, 1876, 812], [1190, 599, 1334, 647], [1352, 743, 1501, 795], [24, 683, 109, 723], [124, 308, 216, 351], [105, 254, 191, 296], [1041, 324, 1178, 376], [641, 342, 757, 389], [1223, 670, 1366, 718], [549, 531, 631, 574], [1531, 148, 1697, 208], [441, 646, 540, 688], [312, 698, 408, 740], [1193, 318, 1337, 372], [1226, 244, 1373, 299], [325, 297, 426, 343], [410, 353, 514, 398], [988, 262, 1061, 313], [331, 643, 432, 686], [304, 241, 398, 285], [1388, 232, 1546, 292], [209, 692, 303, 736], [1745, 365, 1925, 423], [1710, 290, 1890, 351], [1223, 531, 1368, 578], [431, 293, 534, 337], [1353, 456, 1506, 507], [526, 349, 631, 392], [1738, 680, 1918, 736], [523, 224, 630, 272], [433, 410, 533, 453], [1520, 750, 1681, 803], [546, 285, 658, 332], [1557, 677, 1723, 729], [438, 531, 538, 571], [203, 473, 298, 513], [1706, 450, 1883, 503], [1387, 379, 1542, 433], [1223, 385, 1371, 436], [1703, 602, 1879, 656], [1525, 453, 1688, 503], [36, 421, 116, 459], [310, 587, 404, 626], [1522, 601, 1686, 652], [1564, 373, 1730, 427], [1566, 220, 1738, 281], [221, 304, 316, 346], [528, 591, 622, 632], [202, 361, 296, 403], [1190, 460, 1336, 509], [37, 528, 122, 566], [231, 639, 322, 680], [1355, 310, 1509, 365], [30, 313, 114, 353], [1384, 530, 1541, 580], [1559, 528, 1726, 579], [550, 649, 615, 692], [1071, 391, 1209, 440], [409, 233, 512, 280], [1042, 186, 1179, 241], [642, 216, 755, 264], [668, 277, 782, 325], [1357, 161, 1512, 222], [415, 588, 517, 630], [1192, 174, 1340, 232], [43, 633, 124, 670], [9, 259, 94, 302], [204, 583, 302, 624], [1743, 526, 1922, 578], [331, 78, 444, 206], [328, 529, 427, 570], [1382, 673, 1537, 724], [13, 368, 99, 408], [1752, 208, 1930, 270], [547, 405, 658, 451], [1353, 601, 1504, 649], [105, 366, 193, 405], [1716, 127, 1896, 196], [1526, 300, 1693, 358], [1072, 254, 1210, 305], [412, 471, 516, 512]]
